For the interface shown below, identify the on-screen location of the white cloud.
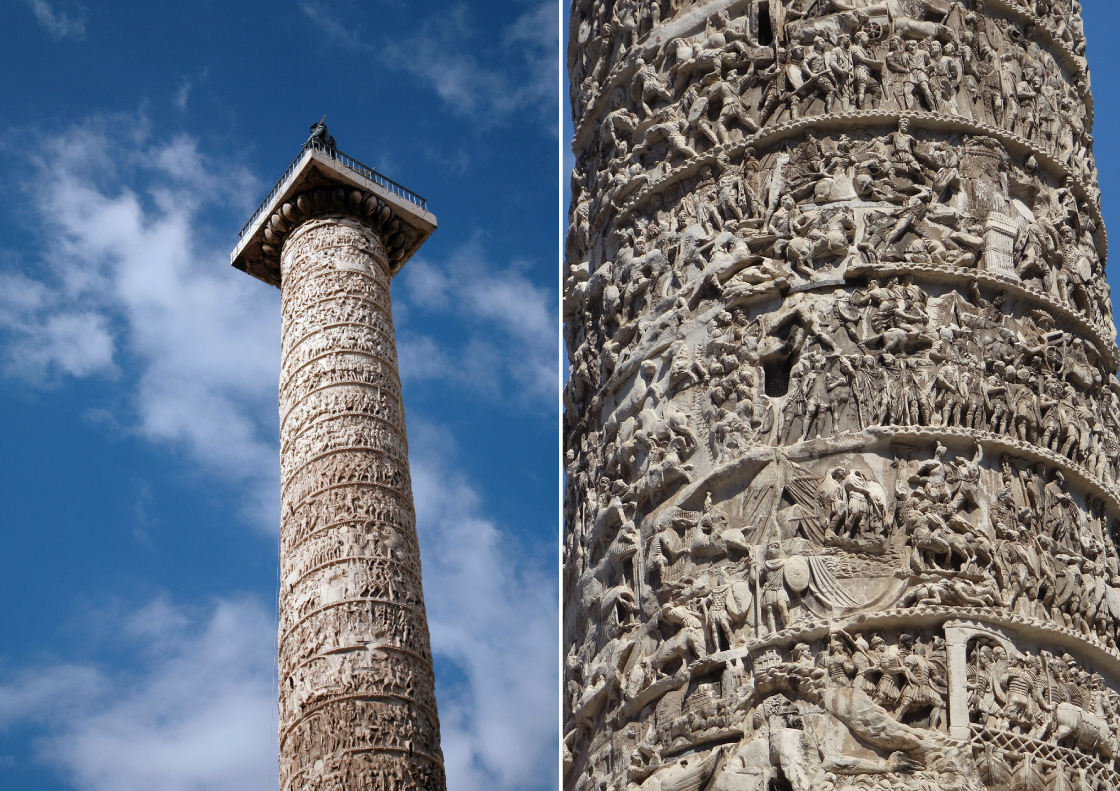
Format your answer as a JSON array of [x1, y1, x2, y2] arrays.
[[0, 272, 116, 381], [3, 116, 279, 528], [173, 78, 192, 113], [0, 664, 107, 729], [25, 0, 86, 41], [398, 333, 451, 382], [411, 427, 557, 791], [299, 1, 557, 131], [0, 453, 558, 791], [14, 313, 116, 379], [383, 2, 557, 130], [299, 1, 366, 50], [0, 271, 47, 315], [400, 237, 557, 409], [0, 597, 277, 791]]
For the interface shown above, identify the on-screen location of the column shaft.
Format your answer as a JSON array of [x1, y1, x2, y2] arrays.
[[566, 2, 1120, 791], [278, 216, 444, 791]]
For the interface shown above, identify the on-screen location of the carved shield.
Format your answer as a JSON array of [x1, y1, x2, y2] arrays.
[[1076, 254, 1093, 283], [900, 0, 928, 18], [726, 581, 754, 620], [1106, 586, 1120, 621], [784, 556, 811, 593], [687, 97, 708, 126]]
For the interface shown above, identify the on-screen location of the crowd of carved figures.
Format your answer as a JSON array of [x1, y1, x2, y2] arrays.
[[567, 1, 1120, 791], [567, 275, 1120, 517], [570, 0, 1090, 147], [572, 0, 1087, 99], [277, 220, 442, 790], [565, 437, 1120, 687], [566, 126, 1110, 347], [568, 626, 1120, 791], [569, 6, 1098, 227]]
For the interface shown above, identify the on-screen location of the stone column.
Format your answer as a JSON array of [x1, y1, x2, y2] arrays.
[[231, 147, 442, 791], [566, 3, 1120, 791]]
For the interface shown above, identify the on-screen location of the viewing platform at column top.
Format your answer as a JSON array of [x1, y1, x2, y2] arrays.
[[231, 141, 437, 288]]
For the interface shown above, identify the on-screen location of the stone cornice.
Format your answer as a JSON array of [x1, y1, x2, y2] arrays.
[[260, 189, 406, 281], [232, 146, 436, 288]]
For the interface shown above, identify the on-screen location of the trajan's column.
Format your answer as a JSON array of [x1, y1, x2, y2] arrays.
[[564, 2, 1120, 791], [232, 126, 444, 791]]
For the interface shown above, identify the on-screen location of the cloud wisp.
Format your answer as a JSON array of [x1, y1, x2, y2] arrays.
[[0, 597, 277, 791], [301, 1, 557, 132], [411, 428, 558, 791], [384, 2, 557, 131], [398, 236, 557, 410], [1, 116, 280, 527], [24, 0, 86, 41], [0, 442, 558, 791]]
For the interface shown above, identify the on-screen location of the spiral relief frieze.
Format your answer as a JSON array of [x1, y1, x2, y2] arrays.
[[565, 2, 1120, 791], [277, 215, 444, 791]]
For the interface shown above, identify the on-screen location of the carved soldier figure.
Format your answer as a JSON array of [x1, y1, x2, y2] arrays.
[[935, 41, 963, 114], [903, 39, 937, 112], [709, 69, 760, 143], [635, 57, 674, 117], [884, 36, 910, 110], [888, 118, 921, 179], [826, 35, 854, 109], [640, 116, 699, 162], [997, 655, 1050, 735], [756, 541, 793, 635], [822, 468, 851, 536], [682, 82, 719, 149], [896, 637, 946, 730], [976, 46, 1005, 125], [850, 31, 883, 110], [801, 37, 841, 113]]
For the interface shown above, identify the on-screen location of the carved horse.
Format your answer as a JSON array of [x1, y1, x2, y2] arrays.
[[786, 212, 856, 276], [1044, 701, 1117, 761], [650, 606, 707, 674]]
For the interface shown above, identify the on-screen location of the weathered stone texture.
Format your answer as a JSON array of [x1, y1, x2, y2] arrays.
[[277, 216, 444, 791], [564, 2, 1120, 791]]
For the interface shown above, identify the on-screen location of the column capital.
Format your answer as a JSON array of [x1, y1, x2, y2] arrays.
[[231, 145, 437, 288]]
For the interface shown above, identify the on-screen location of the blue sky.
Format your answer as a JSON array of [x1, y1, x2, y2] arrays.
[[0, 2, 558, 791], [1083, 3, 1120, 339]]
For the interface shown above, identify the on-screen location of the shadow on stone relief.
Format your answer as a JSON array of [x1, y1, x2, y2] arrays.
[[565, 1, 1120, 791]]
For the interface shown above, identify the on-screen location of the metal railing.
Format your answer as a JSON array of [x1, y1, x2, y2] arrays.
[[238, 142, 428, 241], [322, 145, 427, 213]]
